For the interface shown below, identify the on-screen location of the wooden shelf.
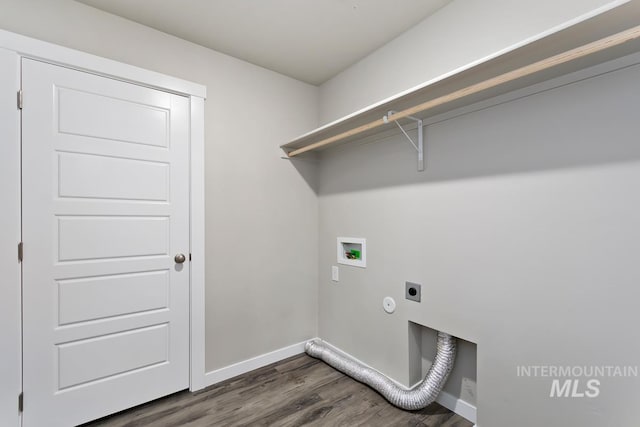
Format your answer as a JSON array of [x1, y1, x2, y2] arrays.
[[281, 2, 640, 158]]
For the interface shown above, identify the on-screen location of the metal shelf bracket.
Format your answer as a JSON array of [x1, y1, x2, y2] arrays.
[[383, 111, 424, 171]]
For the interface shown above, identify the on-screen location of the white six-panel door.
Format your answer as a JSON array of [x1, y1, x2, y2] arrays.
[[22, 58, 191, 426]]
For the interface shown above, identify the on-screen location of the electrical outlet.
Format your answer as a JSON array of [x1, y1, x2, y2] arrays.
[[405, 282, 421, 302]]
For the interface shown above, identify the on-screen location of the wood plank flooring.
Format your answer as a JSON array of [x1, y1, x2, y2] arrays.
[[83, 354, 474, 427]]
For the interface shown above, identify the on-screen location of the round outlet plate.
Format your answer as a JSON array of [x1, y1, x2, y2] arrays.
[[383, 296, 396, 314]]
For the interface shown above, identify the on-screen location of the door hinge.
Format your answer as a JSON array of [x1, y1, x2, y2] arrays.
[[17, 90, 22, 110], [18, 242, 23, 262], [18, 392, 23, 413]]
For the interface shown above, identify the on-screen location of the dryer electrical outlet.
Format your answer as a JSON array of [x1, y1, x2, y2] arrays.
[[405, 282, 421, 302]]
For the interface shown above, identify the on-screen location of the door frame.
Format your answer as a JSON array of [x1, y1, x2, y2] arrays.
[[0, 29, 208, 425], [0, 46, 22, 427]]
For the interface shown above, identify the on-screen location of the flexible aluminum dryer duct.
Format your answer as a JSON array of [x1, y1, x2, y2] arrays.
[[305, 332, 456, 411]]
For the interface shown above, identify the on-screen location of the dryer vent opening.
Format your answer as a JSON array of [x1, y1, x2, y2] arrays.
[[305, 331, 456, 411]]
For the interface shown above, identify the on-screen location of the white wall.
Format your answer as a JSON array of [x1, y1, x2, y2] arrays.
[[319, 0, 627, 124], [0, 0, 319, 373]]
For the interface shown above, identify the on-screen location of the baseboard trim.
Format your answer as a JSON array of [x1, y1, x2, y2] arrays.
[[203, 338, 477, 424], [203, 339, 310, 387], [436, 389, 477, 424]]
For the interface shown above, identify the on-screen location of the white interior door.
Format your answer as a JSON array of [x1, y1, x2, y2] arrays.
[[22, 58, 190, 427]]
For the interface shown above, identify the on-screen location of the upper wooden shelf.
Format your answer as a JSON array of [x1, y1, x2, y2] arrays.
[[281, 2, 640, 158]]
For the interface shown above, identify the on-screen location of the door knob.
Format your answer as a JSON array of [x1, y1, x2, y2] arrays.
[[174, 253, 186, 264]]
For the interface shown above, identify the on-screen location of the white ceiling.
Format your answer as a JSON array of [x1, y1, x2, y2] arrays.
[[75, 0, 451, 85]]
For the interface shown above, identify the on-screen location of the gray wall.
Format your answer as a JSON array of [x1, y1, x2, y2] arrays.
[[3, 2, 638, 425], [0, 0, 319, 372], [319, 0, 626, 124], [317, 54, 640, 426]]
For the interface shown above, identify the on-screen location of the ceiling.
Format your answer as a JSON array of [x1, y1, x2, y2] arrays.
[[75, 0, 451, 85]]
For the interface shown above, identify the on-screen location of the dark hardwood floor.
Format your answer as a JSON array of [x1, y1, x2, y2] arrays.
[[84, 354, 474, 427]]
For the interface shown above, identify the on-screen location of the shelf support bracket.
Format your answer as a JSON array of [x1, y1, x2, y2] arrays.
[[384, 111, 424, 172]]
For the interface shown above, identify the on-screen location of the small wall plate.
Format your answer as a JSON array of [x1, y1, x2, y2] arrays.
[[337, 237, 366, 268], [383, 296, 396, 313], [405, 282, 421, 302]]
